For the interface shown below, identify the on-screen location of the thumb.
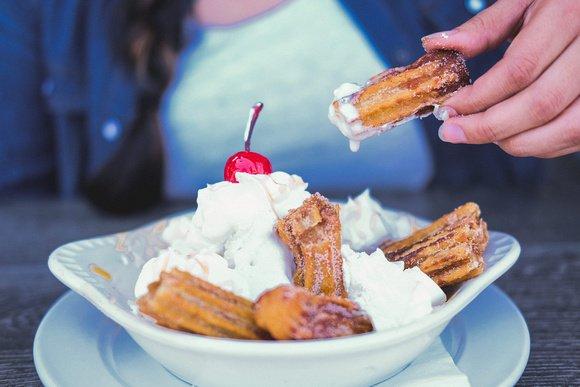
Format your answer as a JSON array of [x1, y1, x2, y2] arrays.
[[421, 0, 531, 58]]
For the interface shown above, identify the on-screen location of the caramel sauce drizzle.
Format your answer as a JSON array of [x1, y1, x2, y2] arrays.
[[89, 264, 112, 281]]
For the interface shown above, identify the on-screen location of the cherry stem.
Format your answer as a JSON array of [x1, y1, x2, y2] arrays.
[[243, 102, 264, 152]]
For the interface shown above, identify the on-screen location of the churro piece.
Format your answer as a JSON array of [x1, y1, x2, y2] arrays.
[[137, 269, 269, 340], [329, 50, 469, 151], [254, 285, 373, 340], [276, 193, 347, 297], [380, 203, 488, 287]]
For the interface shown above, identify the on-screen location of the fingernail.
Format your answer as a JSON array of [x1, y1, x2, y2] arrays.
[[421, 30, 456, 44], [438, 123, 467, 143], [433, 106, 458, 121]]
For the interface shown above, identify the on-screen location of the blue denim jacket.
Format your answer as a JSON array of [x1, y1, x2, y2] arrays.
[[0, 0, 540, 196]]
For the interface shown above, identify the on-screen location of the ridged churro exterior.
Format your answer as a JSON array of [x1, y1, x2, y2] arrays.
[[254, 285, 373, 340], [380, 203, 488, 287], [137, 269, 269, 340], [276, 193, 347, 297], [332, 50, 469, 129]]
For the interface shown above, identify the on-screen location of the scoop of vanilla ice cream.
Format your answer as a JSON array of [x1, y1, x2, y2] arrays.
[[333, 82, 362, 100], [342, 245, 445, 330], [340, 190, 415, 251], [153, 171, 310, 300], [248, 171, 310, 216], [161, 215, 219, 254], [328, 83, 365, 152], [134, 247, 250, 298]]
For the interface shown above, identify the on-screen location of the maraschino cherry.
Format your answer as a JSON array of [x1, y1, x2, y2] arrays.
[[224, 102, 273, 182]]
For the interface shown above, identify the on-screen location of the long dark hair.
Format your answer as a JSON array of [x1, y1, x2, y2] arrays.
[[84, 0, 193, 214]]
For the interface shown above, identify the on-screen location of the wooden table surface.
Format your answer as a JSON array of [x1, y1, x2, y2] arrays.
[[1, 186, 579, 386]]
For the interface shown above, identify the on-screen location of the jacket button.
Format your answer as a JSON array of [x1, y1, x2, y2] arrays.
[[102, 119, 121, 141], [465, 0, 486, 14]]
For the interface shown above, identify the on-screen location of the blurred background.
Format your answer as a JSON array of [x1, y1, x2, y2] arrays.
[[0, 0, 578, 385], [1, 0, 578, 211]]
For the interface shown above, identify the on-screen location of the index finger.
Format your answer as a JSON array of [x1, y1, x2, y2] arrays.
[[444, 0, 579, 115], [421, 0, 531, 57]]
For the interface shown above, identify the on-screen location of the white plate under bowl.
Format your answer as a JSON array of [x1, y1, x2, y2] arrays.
[[48, 210, 521, 387], [33, 286, 530, 387]]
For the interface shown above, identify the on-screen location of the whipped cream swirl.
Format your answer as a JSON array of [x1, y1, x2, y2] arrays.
[[136, 172, 310, 300], [342, 246, 446, 330], [340, 190, 415, 251], [134, 247, 250, 298]]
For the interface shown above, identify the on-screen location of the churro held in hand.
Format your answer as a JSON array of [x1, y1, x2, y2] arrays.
[[329, 50, 469, 151]]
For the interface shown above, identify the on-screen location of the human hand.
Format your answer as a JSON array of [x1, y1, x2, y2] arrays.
[[422, 0, 579, 158]]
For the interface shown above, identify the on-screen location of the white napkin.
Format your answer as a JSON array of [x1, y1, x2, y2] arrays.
[[377, 338, 470, 387]]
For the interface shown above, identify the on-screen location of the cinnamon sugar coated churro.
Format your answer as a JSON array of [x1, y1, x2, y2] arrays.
[[137, 269, 269, 340], [329, 50, 470, 151], [254, 285, 373, 340], [380, 202, 488, 287], [276, 193, 347, 297]]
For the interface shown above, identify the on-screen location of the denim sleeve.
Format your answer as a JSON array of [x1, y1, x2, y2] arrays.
[[0, 0, 54, 194]]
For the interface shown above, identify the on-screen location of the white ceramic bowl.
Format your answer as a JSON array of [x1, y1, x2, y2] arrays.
[[48, 211, 520, 387]]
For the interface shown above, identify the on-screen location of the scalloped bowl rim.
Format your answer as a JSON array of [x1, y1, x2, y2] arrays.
[[48, 214, 520, 356]]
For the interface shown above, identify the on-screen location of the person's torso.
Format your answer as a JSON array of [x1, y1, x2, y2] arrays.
[[5, 0, 539, 199], [162, 0, 433, 198]]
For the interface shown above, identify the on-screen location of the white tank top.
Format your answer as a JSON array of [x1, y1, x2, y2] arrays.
[[162, 0, 433, 198]]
